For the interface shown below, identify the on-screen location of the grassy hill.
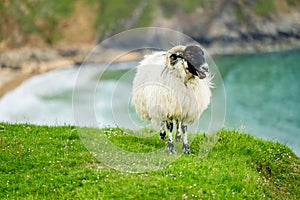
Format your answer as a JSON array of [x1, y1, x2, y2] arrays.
[[0, 123, 299, 199]]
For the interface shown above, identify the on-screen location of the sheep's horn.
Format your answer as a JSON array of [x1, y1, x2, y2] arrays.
[[166, 45, 186, 70]]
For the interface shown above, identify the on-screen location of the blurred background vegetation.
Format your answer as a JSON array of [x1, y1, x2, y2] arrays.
[[0, 0, 299, 50]]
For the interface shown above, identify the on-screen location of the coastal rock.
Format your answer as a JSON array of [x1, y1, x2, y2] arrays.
[[96, 1, 300, 54]]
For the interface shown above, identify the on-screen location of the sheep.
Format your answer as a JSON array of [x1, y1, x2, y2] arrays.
[[132, 45, 212, 154]]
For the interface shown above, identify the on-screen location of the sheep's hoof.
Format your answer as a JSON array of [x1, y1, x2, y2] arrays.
[[183, 144, 190, 154], [168, 141, 175, 154], [176, 134, 181, 142], [160, 132, 166, 140]]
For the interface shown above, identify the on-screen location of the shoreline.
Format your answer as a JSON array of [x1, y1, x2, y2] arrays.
[[0, 64, 73, 98], [0, 46, 143, 98], [0, 70, 37, 98], [1, 42, 300, 98]]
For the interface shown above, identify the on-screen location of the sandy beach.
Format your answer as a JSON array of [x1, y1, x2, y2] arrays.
[[0, 70, 35, 97], [0, 60, 73, 98], [0, 46, 143, 98]]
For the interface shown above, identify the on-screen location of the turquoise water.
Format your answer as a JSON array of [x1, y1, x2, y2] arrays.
[[0, 49, 299, 155], [216, 49, 300, 155]]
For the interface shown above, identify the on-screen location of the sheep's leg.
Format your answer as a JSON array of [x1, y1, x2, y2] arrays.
[[181, 124, 190, 154], [160, 122, 166, 140], [175, 120, 181, 142], [166, 120, 175, 153]]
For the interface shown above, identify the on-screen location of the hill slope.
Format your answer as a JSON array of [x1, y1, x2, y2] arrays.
[[1, 0, 299, 53], [0, 123, 299, 199]]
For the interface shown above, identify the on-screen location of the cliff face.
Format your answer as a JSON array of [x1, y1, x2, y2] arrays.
[[151, 0, 300, 53], [0, 0, 299, 54]]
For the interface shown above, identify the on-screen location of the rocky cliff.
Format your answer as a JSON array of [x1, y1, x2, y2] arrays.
[[150, 0, 300, 54], [99, 0, 300, 54]]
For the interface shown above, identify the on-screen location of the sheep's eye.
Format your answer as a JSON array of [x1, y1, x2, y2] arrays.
[[170, 54, 177, 60], [170, 54, 178, 66]]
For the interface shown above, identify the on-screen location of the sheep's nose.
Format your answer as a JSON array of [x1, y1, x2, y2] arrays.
[[200, 63, 209, 72]]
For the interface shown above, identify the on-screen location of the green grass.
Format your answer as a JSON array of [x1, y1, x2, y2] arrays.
[[0, 0, 75, 44], [253, 0, 276, 16], [286, 0, 300, 6], [93, 0, 141, 37], [0, 123, 299, 199], [235, 3, 245, 20]]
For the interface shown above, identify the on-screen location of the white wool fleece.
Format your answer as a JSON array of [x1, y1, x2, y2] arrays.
[[132, 51, 212, 126]]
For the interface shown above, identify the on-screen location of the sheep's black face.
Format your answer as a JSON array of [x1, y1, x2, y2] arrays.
[[183, 45, 208, 79]]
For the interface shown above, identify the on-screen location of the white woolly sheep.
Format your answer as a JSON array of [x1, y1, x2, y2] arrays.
[[132, 45, 212, 154]]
